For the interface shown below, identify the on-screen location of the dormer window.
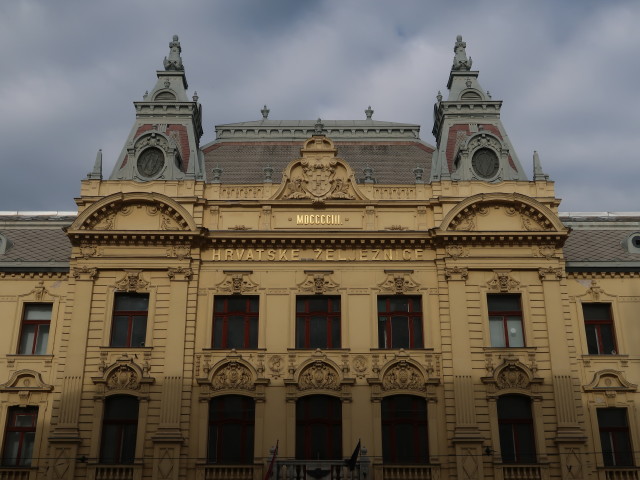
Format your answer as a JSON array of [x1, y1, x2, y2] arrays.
[[0, 234, 8, 254], [471, 148, 499, 179]]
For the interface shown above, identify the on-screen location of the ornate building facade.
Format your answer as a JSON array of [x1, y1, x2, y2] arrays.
[[0, 35, 639, 480]]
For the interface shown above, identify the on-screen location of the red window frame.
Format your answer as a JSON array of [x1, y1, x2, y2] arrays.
[[18, 303, 52, 355], [296, 395, 342, 460], [488, 294, 524, 348], [208, 395, 255, 464], [212, 296, 259, 349], [296, 296, 341, 349], [381, 395, 429, 464], [597, 408, 634, 466], [377, 296, 423, 349], [583, 303, 617, 355], [110, 293, 149, 348], [2, 406, 38, 467], [497, 395, 536, 464], [100, 396, 139, 464]]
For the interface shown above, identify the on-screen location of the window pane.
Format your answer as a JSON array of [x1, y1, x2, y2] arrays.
[[489, 317, 505, 347], [412, 319, 423, 348], [488, 294, 521, 312], [226, 315, 244, 348], [209, 396, 255, 464], [585, 325, 600, 354], [309, 315, 327, 348], [131, 317, 147, 347], [34, 325, 49, 354], [506, 317, 524, 347], [391, 316, 409, 348], [599, 325, 616, 354], [248, 318, 258, 348], [583, 303, 611, 321], [115, 293, 149, 311], [111, 316, 130, 347], [100, 425, 119, 463], [19, 432, 35, 467], [18, 325, 36, 354], [24, 304, 52, 320]]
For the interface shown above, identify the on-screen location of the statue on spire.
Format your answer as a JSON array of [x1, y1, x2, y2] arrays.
[[452, 35, 472, 71], [163, 35, 184, 71]]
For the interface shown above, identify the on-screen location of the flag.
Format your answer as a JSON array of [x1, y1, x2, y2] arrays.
[[263, 440, 279, 480], [346, 439, 361, 471]]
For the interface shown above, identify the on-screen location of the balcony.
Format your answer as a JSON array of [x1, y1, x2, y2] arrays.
[[381, 465, 440, 480], [275, 460, 369, 480], [603, 468, 640, 480], [0, 468, 32, 480], [496, 464, 548, 480], [198, 465, 257, 480]]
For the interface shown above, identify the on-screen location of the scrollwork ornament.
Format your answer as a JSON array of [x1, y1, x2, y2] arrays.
[[299, 272, 338, 294], [487, 271, 519, 293], [444, 267, 468, 281], [298, 361, 340, 391], [73, 266, 98, 281], [115, 271, 149, 292], [538, 267, 564, 281], [211, 362, 254, 391], [382, 362, 425, 391]]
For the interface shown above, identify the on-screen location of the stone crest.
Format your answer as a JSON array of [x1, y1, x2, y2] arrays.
[[298, 361, 340, 391], [211, 362, 254, 391], [106, 365, 140, 391], [382, 361, 425, 391], [496, 364, 530, 390]]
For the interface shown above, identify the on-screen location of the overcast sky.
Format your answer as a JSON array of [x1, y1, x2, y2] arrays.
[[1, 0, 638, 213]]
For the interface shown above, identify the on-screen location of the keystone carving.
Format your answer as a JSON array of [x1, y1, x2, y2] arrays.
[[487, 270, 520, 292], [115, 270, 150, 292], [299, 271, 338, 294], [216, 271, 258, 294], [298, 361, 340, 391], [106, 365, 140, 391], [378, 271, 419, 294]]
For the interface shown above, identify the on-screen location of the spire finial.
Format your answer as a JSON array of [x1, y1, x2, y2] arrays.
[[87, 149, 103, 180], [533, 151, 549, 181], [314, 118, 325, 135], [436, 91, 442, 103], [163, 34, 184, 71], [452, 34, 472, 71], [365, 106, 374, 120], [261, 105, 270, 119]]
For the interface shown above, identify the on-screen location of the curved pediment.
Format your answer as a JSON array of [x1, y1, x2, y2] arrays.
[[70, 192, 197, 232], [0, 370, 53, 392], [272, 135, 368, 202], [439, 193, 566, 233]]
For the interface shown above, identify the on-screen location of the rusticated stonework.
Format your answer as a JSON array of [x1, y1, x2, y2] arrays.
[[211, 362, 254, 391], [298, 361, 340, 391], [382, 362, 425, 391]]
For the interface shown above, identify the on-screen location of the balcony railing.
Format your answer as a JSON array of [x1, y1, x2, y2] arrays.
[[498, 464, 545, 480], [604, 468, 640, 480], [199, 465, 256, 480], [0, 468, 32, 480], [382, 465, 440, 480], [88, 464, 142, 480], [276, 459, 369, 480]]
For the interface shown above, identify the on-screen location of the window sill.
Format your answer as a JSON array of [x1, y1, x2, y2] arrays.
[[370, 347, 434, 352], [582, 353, 628, 358], [99, 346, 153, 351], [483, 346, 537, 352], [6, 354, 54, 359]]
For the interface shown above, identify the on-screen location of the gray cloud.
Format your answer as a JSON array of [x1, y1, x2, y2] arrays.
[[1, 0, 638, 212]]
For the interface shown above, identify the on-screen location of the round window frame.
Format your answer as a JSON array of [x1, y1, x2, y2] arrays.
[[136, 147, 166, 179], [471, 148, 500, 180]]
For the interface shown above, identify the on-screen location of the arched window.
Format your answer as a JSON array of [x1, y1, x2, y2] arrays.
[[208, 395, 255, 464], [296, 395, 342, 460], [100, 396, 139, 464], [382, 395, 429, 464], [497, 395, 536, 463]]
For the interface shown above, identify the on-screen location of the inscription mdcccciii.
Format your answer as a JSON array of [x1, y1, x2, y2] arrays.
[[296, 214, 342, 225]]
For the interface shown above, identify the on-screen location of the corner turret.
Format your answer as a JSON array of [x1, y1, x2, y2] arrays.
[[109, 35, 205, 182], [431, 35, 527, 183]]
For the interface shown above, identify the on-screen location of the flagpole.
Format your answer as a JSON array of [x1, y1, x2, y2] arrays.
[[263, 440, 279, 480]]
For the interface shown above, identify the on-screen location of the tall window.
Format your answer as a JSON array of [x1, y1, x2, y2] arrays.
[[488, 294, 524, 348], [100, 396, 139, 464], [378, 296, 423, 349], [296, 296, 341, 349], [2, 407, 37, 467], [110, 293, 149, 348], [18, 304, 52, 354], [296, 396, 342, 460], [497, 395, 536, 463], [583, 303, 617, 355], [208, 396, 255, 464], [212, 296, 259, 349], [382, 396, 429, 464], [597, 408, 633, 466]]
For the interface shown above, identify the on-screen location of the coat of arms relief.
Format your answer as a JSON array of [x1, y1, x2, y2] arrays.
[[276, 135, 365, 202]]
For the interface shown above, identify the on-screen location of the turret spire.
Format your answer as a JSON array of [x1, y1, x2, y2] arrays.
[[452, 35, 472, 71], [163, 35, 184, 71], [533, 151, 549, 181]]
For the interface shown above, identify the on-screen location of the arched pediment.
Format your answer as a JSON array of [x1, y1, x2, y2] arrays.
[[0, 370, 53, 392], [584, 369, 637, 393], [206, 359, 257, 393], [294, 359, 342, 393], [439, 193, 566, 233], [482, 356, 543, 394], [271, 135, 368, 202], [92, 355, 154, 396], [70, 192, 197, 232], [380, 359, 427, 393]]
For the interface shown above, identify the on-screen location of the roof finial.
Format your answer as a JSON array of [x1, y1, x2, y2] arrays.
[[314, 118, 325, 135], [365, 106, 374, 120], [163, 35, 184, 71], [261, 105, 270, 119], [436, 91, 442, 103], [192, 91, 199, 102], [87, 149, 103, 180], [533, 151, 549, 181], [363, 164, 375, 184], [452, 34, 472, 71], [263, 164, 274, 183]]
